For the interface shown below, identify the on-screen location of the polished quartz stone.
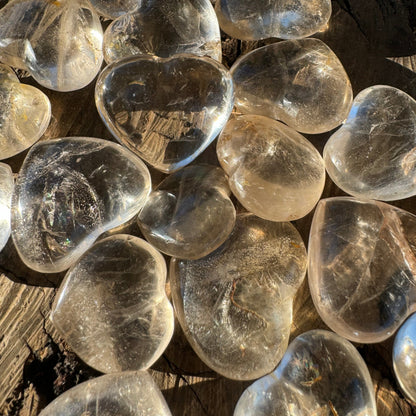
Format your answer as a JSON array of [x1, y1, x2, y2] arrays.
[[104, 0, 221, 63], [12, 137, 151, 273], [138, 165, 236, 259], [39, 371, 172, 416], [90, 0, 140, 19], [234, 330, 377, 416], [0, 163, 13, 252], [171, 213, 307, 380], [0, 0, 103, 91], [324, 85, 416, 201], [393, 314, 416, 402], [0, 64, 51, 160], [51, 235, 174, 373], [230, 38, 353, 134], [215, 0, 332, 41], [217, 115, 325, 221], [309, 197, 416, 343], [96, 54, 234, 173]]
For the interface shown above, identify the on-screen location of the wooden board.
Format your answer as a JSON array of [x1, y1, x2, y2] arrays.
[[1, 1, 416, 415]]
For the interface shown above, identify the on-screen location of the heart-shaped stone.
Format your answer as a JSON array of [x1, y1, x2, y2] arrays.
[[0, 0, 103, 91], [51, 234, 174, 373], [324, 85, 416, 201], [96, 54, 234, 173], [12, 137, 151, 273], [217, 114, 325, 221], [104, 0, 221, 63], [0, 64, 51, 159], [230, 38, 353, 134], [309, 197, 416, 343], [170, 213, 307, 380], [393, 313, 416, 402], [0, 163, 13, 253], [234, 330, 377, 416], [90, 0, 141, 19], [215, 0, 332, 41], [39, 371, 172, 416], [138, 164, 236, 259]]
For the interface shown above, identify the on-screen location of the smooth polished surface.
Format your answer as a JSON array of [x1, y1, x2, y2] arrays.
[[393, 314, 416, 402], [96, 54, 234, 173], [325, 85, 416, 201], [138, 165, 235, 259], [0, 163, 13, 253], [39, 371, 172, 416], [104, 0, 221, 63], [171, 213, 307, 380], [234, 330, 377, 416], [12, 137, 151, 273], [51, 235, 173, 373], [230, 38, 353, 134], [215, 0, 331, 40], [309, 197, 416, 343], [217, 114, 325, 221], [90, 0, 140, 19], [0, 0, 103, 91], [0, 64, 51, 160]]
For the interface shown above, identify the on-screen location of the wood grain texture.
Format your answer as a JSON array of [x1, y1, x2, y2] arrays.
[[1, 0, 416, 415]]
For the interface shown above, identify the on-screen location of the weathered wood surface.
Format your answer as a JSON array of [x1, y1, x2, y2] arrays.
[[1, 0, 416, 415]]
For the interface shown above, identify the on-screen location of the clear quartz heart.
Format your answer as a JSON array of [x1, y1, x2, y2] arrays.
[[138, 164, 236, 259], [39, 371, 172, 416], [103, 0, 221, 63], [234, 330, 377, 416], [170, 213, 307, 380], [393, 313, 416, 402], [309, 197, 416, 343], [90, 0, 141, 19], [95, 54, 234, 173], [0, 0, 103, 91], [217, 114, 325, 221], [215, 0, 332, 41], [0, 64, 51, 159], [0, 163, 13, 253], [324, 85, 416, 201], [51, 234, 174, 373], [11, 137, 151, 273], [230, 38, 353, 134]]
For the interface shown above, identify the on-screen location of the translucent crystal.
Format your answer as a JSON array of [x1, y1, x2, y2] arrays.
[[0, 64, 51, 159], [215, 0, 332, 41], [104, 0, 222, 63], [234, 330, 377, 416], [0, 0, 103, 91], [217, 114, 325, 221], [0, 163, 13, 252], [39, 371, 172, 416], [309, 197, 416, 343], [90, 0, 141, 19], [230, 38, 353, 134], [96, 54, 234, 173], [138, 165, 236, 259], [51, 235, 173, 373], [170, 213, 307, 380], [324, 85, 416, 201], [393, 314, 416, 402], [12, 137, 151, 273]]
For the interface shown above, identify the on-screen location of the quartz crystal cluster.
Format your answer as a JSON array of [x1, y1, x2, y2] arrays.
[[39, 371, 172, 416], [103, 0, 222, 63], [51, 235, 174, 373], [171, 214, 307, 380], [0, 163, 13, 253], [0, 64, 51, 159], [393, 314, 416, 402], [234, 330, 377, 416]]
